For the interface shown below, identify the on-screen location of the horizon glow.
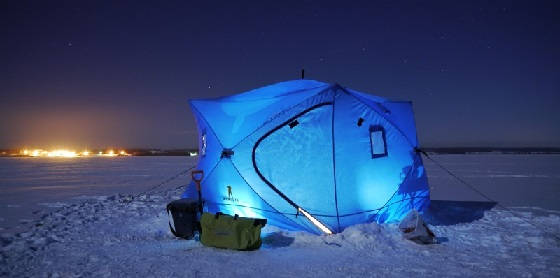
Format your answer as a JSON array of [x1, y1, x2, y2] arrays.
[[16, 148, 129, 158]]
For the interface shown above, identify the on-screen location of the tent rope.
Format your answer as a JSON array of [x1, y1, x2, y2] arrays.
[[134, 166, 196, 198], [419, 150, 560, 243], [40, 166, 195, 221]]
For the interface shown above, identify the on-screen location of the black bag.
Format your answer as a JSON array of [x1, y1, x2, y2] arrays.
[[166, 198, 200, 239]]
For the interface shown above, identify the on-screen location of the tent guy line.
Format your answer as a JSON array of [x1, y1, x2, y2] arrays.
[[420, 151, 560, 243]]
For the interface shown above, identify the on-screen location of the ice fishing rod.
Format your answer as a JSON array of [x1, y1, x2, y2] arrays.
[[417, 149, 560, 243]]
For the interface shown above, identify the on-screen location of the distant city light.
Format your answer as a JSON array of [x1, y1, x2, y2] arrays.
[[47, 150, 77, 157], [6, 148, 194, 157], [16, 148, 131, 158]]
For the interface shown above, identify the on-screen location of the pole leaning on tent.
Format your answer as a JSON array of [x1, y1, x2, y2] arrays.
[[253, 159, 333, 234], [297, 207, 333, 235], [252, 154, 333, 234]]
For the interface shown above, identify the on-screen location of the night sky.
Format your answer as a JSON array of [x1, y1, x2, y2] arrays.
[[1, 1, 559, 149]]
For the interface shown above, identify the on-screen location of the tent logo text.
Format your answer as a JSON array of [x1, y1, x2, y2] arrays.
[[223, 185, 239, 202]]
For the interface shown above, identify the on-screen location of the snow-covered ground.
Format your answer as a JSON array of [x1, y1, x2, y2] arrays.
[[424, 154, 560, 211], [1, 155, 559, 277], [0, 156, 191, 233]]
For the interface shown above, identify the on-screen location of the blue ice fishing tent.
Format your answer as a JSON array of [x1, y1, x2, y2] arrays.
[[182, 80, 430, 234]]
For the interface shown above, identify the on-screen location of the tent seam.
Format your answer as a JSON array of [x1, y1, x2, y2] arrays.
[[227, 159, 307, 232], [338, 196, 430, 218], [230, 85, 335, 149], [331, 90, 341, 232], [204, 202, 297, 216], [188, 102, 227, 196], [363, 154, 425, 217], [340, 87, 416, 148], [332, 153, 421, 218], [190, 103, 226, 149], [190, 84, 329, 102]]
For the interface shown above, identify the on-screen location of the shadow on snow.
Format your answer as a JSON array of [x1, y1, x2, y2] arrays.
[[424, 200, 497, 226]]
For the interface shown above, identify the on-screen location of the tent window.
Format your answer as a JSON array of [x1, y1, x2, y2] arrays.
[[369, 125, 387, 158]]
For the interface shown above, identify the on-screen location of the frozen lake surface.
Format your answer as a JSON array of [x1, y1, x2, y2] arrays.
[[0, 154, 559, 277], [424, 154, 560, 210], [0, 156, 196, 232], [1, 154, 558, 232]]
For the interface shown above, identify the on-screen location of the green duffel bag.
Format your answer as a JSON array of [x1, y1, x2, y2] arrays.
[[200, 212, 267, 251]]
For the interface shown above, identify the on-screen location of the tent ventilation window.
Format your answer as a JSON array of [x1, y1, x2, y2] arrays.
[[369, 125, 388, 158]]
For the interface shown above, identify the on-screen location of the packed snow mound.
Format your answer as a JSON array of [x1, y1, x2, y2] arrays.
[[1, 185, 559, 277]]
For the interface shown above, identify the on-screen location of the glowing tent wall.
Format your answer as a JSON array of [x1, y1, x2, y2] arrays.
[[182, 80, 430, 234]]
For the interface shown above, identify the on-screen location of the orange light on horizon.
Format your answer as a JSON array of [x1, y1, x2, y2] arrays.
[[16, 148, 130, 158], [47, 150, 78, 157]]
